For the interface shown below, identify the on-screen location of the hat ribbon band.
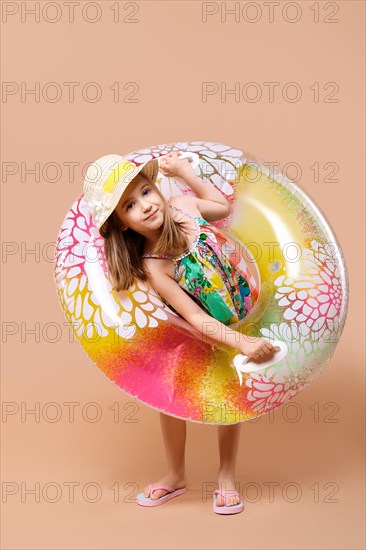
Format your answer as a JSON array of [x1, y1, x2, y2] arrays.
[[103, 160, 138, 194]]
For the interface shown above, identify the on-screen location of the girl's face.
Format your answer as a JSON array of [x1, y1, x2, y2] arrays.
[[114, 175, 164, 233]]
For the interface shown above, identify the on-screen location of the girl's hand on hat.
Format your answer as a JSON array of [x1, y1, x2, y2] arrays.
[[159, 151, 194, 179]]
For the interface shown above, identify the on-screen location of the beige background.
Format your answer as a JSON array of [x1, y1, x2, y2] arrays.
[[2, 1, 365, 549]]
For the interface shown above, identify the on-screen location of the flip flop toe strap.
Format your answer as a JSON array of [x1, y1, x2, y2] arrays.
[[148, 484, 175, 496], [214, 489, 240, 504]]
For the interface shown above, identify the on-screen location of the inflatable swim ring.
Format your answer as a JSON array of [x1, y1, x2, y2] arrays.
[[53, 141, 349, 425]]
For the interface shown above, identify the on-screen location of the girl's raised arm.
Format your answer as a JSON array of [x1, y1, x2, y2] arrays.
[[160, 152, 230, 208]]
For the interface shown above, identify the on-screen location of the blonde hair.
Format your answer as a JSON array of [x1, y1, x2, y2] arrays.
[[102, 178, 190, 292]]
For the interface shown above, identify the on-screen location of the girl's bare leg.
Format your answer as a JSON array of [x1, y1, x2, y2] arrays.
[[143, 412, 188, 500], [216, 423, 242, 506]]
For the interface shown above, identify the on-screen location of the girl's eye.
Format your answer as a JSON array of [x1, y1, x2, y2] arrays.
[[126, 188, 151, 210]]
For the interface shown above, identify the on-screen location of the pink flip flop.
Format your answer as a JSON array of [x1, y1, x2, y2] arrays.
[[213, 489, 244, 515], [136, 484, 187, 507]]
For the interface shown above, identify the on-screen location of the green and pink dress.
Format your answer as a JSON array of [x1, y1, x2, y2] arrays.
[[142, 204, 259, 325]]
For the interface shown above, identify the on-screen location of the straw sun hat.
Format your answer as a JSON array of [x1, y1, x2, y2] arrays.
[[83, 154, 160, 237]]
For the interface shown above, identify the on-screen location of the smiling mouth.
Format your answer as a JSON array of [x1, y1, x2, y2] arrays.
[[145, 210, 158, 220]]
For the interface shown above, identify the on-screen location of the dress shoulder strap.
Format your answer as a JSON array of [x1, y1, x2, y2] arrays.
[[168, 202, 198, 220], [141, 251, 170, 259]]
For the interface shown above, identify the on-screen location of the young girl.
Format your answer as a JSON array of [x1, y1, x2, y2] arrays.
[[83, 151, 276, 514]]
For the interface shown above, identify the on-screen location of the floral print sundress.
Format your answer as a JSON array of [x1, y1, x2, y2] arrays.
[[142, 204, 259, 325]]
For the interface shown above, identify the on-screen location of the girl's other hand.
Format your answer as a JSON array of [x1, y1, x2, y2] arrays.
[[240, 336, 276, 363], [159, 151, 195, 179]]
